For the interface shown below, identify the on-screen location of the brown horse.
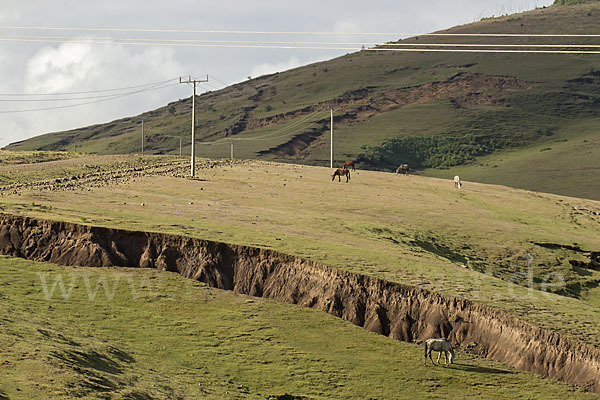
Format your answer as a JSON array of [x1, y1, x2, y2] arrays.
[[332, 168, 351, 182], [396, 164, 410, 175], [342, 161, 356, 171]]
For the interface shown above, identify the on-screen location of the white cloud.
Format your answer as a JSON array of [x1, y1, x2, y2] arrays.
[[0, 41, 186, 143], [26, 42, 101, 93], [0, 0, 556, 146], [333, 20, 363, 35], [25, 41, 183, 94]]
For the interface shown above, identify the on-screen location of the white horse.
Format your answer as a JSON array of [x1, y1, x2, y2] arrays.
[[424, 338, 455, 366], [454, 175, 462, 189]]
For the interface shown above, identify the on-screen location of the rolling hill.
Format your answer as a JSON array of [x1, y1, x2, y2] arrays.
[[6, 0, 600, 199], [1, 152, 600, 395]]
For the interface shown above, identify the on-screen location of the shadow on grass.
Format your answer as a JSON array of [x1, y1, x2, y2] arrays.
[[446, 362, 515, 375], [52, 349, 124, 375], [0, 389, 8, 400]]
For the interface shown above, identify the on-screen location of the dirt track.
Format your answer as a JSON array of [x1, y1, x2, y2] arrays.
[[1, 213, 600, 393], [0, 158, 246, 195]]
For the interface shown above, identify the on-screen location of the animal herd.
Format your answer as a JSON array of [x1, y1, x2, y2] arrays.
[[332, 161, 464, 189], [331, 162, 461, 363]]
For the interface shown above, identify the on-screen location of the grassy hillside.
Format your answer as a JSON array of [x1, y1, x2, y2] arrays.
[[3, 256, 595, 399], [2, 153, 600, 396], [7, 2, 600, 200], [1, 153, 600, 348]]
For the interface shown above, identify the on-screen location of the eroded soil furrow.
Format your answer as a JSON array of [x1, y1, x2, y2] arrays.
[[1, 213, 599, 392]]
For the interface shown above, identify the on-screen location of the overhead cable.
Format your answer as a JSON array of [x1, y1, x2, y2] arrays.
[[0, 81, 180, 114], [2, 26, 600, 38]]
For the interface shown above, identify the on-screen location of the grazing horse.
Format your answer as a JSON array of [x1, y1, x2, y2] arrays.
[[396, 164, 410, 175], [454, 175, 462, 189], [342, 161, 356, 171], [332, 168, 351, 182], [424, 338, 455, 366]]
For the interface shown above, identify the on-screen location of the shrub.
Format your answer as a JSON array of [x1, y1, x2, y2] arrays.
[[356, 134, 498, 170]]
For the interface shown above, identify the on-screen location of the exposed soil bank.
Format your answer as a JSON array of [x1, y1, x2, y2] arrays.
[[1, 213, 600, 392]]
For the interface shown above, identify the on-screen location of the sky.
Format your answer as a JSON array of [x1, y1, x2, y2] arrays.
[[0, 0, 554, 147]]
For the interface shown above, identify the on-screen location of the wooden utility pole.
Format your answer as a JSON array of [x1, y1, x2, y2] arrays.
[[141, 119, 144, 155], [180, 75, 208, 177], [163, 135, 182, 157], [330, 108, 334, 169]]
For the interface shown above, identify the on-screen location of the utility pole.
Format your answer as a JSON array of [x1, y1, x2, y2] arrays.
[[180, 75, 208, 177], [330, 108, 334, 169], [163, 135, 182, 157], [141, 118, 144, 155], [230, 140, 234, 159]]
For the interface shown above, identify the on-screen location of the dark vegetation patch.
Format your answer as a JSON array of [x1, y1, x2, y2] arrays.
[[357, 134, 500, 170], [51, 348, 126, 375], [534, 242, 600, 271], [554, 0, 599, 5], [533, 242, 586, 252], [409, 236, 469, 264], [356, 88, 600, 171], [368, 227, 473, 266], [46, 343, 137, 396], [123, 391, 160, 400], [366, 227, 600, 299]]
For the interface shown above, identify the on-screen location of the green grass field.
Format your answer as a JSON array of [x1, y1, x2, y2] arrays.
[[1, 256, 595, 399], [423, 116, 600, 200], [2, 153, 600, 351]]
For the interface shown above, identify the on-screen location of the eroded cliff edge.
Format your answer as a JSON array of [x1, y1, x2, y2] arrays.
[[1, 213, 599, 392]]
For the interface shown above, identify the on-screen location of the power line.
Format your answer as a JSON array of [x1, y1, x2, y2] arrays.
[[0, 37, 363, 50], [419, 33, 600, 37], [2, 26, 600, 38], [0, 26, 407, 36], [208, 75, 231, 87], [6, 34, 600, 49], [0, 78, 177, 97], [2, 35, 600, 54], [366, 48, 600, 54], [4, 34, 600, 50], [383, 43, 600, 48], [203, 82, 222, 91], [193, 109, 327, 146], [0, 81, 180, 114], [235, 110, 328, 142], [0, 85, 178, 102], [0, 34, 383, 46]]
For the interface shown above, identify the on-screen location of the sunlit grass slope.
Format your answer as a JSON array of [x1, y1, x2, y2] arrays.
[[1, 256, 595, 399], [1, 154, 600, 352]]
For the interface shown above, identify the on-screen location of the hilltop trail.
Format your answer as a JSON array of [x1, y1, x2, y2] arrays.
[[2, 213, 600, 393]]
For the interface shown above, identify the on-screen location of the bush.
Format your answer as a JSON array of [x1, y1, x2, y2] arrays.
[[354, 126, 545, 171], [357, 135, 498, 170]]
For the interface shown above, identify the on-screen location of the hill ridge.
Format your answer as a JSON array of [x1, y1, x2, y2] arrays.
[[7, 1, 600, 199]]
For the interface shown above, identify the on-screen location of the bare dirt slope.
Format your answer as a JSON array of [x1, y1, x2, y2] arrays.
[[2, 213, 600, 393]]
